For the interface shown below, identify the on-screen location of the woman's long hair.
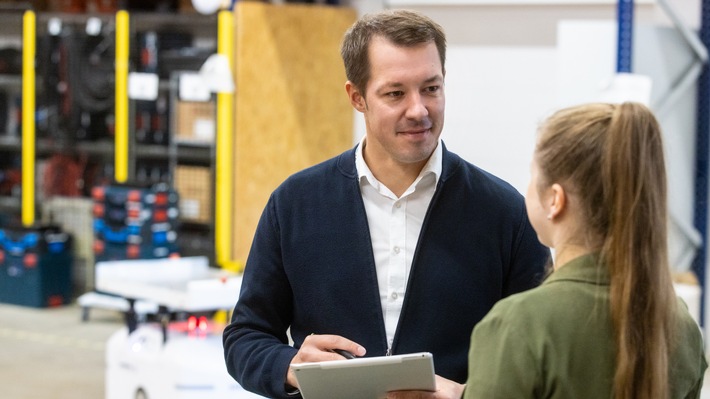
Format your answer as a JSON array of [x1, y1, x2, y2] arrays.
[[535, 102, 676, 399]]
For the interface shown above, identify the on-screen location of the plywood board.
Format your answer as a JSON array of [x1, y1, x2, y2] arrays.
[[232, 2, 356, 262]]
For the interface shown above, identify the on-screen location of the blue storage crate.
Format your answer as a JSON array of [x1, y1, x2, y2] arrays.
[[0, 225, 73, 307], [92, 182, 179, 262]]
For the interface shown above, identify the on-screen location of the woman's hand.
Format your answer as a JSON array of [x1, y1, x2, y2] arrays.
[[386, 375, 465, 399]]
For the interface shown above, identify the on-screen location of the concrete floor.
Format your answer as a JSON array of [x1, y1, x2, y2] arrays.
[[0, 303, 122, 399], [2, 301, 710, 399]]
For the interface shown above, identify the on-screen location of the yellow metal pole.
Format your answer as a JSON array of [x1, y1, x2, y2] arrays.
[[215, 10, 235, 269], [115, 10, 129, 183], [21, 10, 36, 227]]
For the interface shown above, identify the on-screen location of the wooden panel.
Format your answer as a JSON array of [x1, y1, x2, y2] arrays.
[[232, 2, 356, 262]]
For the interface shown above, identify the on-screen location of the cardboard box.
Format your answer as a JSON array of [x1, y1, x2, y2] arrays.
[[41, 196, 94, 292], [176, 101, 215, 144], [175, 166, 211, 223]]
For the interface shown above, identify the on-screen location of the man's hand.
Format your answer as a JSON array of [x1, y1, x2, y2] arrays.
[[386, 375, 465, 399], [286, 334, 367, 389]]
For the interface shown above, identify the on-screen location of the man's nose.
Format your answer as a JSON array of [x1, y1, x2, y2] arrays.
[[405, 93, 428, 120]]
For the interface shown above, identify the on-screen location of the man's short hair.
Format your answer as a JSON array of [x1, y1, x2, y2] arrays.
[[340, 9, 447, 95]]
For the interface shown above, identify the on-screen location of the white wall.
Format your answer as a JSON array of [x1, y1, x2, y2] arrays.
[[443, 46, 557, 192]]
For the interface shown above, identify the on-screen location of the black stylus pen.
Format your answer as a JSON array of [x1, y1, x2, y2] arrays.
[[332, 349, 356, 359]]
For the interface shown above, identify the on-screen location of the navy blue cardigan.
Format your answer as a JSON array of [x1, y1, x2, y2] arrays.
[[224, 144, 549, 398]]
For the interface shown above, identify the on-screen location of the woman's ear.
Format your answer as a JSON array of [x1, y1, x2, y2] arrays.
[[547, 183, 566, 221]]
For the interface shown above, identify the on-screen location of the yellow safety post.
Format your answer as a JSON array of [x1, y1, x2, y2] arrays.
[[213, 309, 229, 324], [21, 10, 36, 227], [114, 10, 129, 183], [215, 10, 236, 269]]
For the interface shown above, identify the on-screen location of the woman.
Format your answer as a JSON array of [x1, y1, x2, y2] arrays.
[[464, 102, 707, 398]]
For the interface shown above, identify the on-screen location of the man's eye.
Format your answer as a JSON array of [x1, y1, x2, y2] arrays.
[[425, 86, 440, 93], [387, 91, 404, 98]]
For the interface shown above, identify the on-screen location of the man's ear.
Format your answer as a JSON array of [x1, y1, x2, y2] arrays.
[[345, 81, 366, 112]]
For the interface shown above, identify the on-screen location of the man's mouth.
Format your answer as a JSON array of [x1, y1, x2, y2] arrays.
[[399, 126, 432, 135]]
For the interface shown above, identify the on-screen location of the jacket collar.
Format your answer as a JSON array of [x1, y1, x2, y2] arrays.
[[543, 253, 610, 286]]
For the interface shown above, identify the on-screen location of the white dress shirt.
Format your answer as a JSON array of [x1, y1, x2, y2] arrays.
[[355, 137, 442, 352]]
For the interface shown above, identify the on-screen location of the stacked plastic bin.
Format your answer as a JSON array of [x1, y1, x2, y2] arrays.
[[0, 224, 73, 307], [92, 182, 179, 262]]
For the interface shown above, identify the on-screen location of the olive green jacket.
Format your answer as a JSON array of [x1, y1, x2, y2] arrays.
[[464, 254, 707, 399]]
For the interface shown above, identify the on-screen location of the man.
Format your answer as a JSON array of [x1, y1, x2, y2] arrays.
[[223, 9, 549, 399]]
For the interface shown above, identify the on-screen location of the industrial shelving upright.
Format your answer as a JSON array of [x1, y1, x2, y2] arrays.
[[0, 9, 23, 221]]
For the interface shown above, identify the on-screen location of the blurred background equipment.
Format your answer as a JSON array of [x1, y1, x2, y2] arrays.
[[0, 223, 73, 307], [92, 182, 180, 263]]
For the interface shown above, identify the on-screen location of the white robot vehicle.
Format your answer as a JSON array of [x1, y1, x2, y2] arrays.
[[97, 257, 265, 399]]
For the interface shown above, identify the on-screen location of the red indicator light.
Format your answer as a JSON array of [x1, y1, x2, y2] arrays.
[[92, 186, 105, 201], [127, 190, 141, 202], [153, 209, 167, 222], [155, 193, 168, 206], [93, 240, 105, 254], [47, 295, 64, 307], [127, 245, 140, 258], [24, 253, 38, 268]]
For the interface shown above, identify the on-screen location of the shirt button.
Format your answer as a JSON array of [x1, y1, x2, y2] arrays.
[[390, 292, 398, 300], [393, 246, 400, 254], [395, 202, 401, 209]]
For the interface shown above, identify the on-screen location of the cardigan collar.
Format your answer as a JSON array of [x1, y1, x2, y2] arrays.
[[337, 140, 462, 183]]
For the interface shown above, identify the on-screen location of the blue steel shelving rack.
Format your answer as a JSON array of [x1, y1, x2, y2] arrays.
[[616, 0, 634, 73], [693, 0, 710, 326]]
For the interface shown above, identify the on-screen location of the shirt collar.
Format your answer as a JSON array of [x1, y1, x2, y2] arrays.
[[355, 136, 443, 189], [543, 253, 609, 286]]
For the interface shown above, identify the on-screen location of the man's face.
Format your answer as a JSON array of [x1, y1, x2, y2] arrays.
[[347, 36, 445, 168]]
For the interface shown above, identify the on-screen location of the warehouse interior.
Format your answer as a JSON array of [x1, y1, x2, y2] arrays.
[[2, 0, 710, 397]]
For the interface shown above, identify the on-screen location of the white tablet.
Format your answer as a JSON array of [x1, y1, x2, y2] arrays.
[[291, 352, 435, 399]]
